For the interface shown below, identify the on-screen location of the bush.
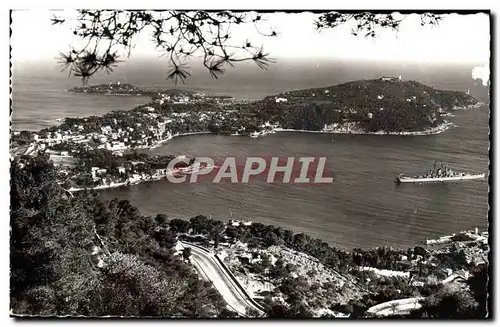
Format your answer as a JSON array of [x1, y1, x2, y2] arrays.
[[451, 233, 475, 242]]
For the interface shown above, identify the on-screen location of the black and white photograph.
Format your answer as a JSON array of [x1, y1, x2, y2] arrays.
[[9, 7, 491, 319]]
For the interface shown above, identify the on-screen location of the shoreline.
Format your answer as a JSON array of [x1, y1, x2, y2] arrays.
[[68, 164, 217, 192], [148, 131, 212, 150], [273, 122, 453, 137], [68, 172, 173, 192], [117, 122, 454, 154]]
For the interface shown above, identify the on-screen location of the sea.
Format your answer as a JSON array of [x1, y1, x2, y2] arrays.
[[11, 58, 490, 250]]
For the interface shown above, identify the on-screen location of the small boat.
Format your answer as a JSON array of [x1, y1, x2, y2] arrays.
[[250, 131, 259, 138], [395, 161, 485, 184], [174, 163, 210, 175]]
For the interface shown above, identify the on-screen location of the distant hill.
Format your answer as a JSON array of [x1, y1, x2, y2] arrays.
[[68, 83, 197, 97], [252, 78, 481, 133], [268, 78, 478, 110]]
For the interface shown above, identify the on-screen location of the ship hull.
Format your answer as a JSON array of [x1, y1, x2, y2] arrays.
[[395, 174, 485, 183]]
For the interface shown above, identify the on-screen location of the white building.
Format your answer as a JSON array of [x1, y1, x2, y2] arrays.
[[96, 168, 107, 176], [101, 126, 112, 134], [380, 76, 403, 82], [91, 167, 100, 179]]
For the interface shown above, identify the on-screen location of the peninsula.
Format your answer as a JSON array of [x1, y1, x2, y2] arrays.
[[69, 82, 233, 101], [253, 76, 482, 134], [11, 77, 483, 191]]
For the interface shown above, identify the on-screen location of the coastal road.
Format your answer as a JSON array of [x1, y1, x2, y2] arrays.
[[179, 241, 266, 317], [367, 297, 424, 316]]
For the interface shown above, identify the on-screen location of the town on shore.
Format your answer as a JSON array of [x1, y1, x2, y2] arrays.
[[11, 77, 483, 192]]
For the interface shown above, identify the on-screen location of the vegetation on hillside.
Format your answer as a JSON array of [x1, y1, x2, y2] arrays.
[[252, 79, 479, 133], [10, 155, 488, 318], [10, 155, 226, 317]]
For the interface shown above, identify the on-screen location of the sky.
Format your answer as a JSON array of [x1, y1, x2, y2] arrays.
[[11, 10, 490, 65]]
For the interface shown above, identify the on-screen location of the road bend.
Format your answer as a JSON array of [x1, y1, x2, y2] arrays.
[[180, 241, 265, 317]]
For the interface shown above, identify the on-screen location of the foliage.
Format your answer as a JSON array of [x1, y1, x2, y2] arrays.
[[314, 13, 442, 38], [467, 264, 489, 318], [411, 284, 478, 318], [451, 233, 475, 242], [53, 10, 277, 84], [10, 156, 226, 317], [53, 10, 443, 83]]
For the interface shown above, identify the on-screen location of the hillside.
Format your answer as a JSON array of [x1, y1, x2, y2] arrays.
[[270, 78, 477, 109], [252, 78, 481, 133]]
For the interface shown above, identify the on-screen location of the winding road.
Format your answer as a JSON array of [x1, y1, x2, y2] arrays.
[[367, 297, 424, 316], [182, 240, 426, 318], [179, 241, 266, 317]]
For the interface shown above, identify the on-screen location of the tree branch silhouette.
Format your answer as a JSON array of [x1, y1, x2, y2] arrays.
[[53, 11, 443, 84]]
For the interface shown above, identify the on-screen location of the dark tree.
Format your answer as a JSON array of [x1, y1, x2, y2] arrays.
[[52, 10, 443, 84], [10, 156, 228, 317], [182, 248, 192, 261], [268, 304, 287, 318], [169, 218, 190, 233], [467, 263, 489, 318], [155, 213, 168, 226]]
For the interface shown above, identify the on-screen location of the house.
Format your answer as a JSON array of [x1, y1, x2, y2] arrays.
[[117, 166, 126, 174], [411, 280, 425, 287], [130, 161, 145, 166], [155, 168, 168, 176], [275, 97, 288, 103], [380, 76, 403, 82], [91, 167, 100, 179], [96, 168, 107, 177]]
